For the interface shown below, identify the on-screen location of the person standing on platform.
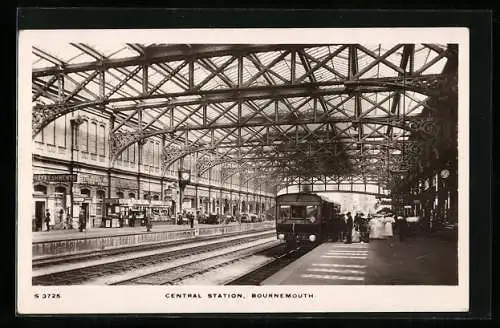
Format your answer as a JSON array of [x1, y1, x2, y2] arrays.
[[189, 212, 194, 228], [131, 212, 136, 227], [145, 214, 152, 232], [396, 215, 407, 241], [354, 213, 363, 232], [338, 215, 346, 242], [44, 210, 51, 232], [345, 212, 353, 244], [78, 211, 85, 232], [58, 209, 64, 229]]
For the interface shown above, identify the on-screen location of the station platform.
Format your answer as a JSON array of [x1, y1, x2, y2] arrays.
[[32, 221, 275, 259], [33, 222, 239, 243], [262, 230, 458, 285]]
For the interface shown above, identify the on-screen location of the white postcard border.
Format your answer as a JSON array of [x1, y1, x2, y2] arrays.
[[17, 27, 469, 314]]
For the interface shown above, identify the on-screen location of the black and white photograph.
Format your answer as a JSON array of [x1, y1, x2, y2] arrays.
[[17, 27, 470, 314]]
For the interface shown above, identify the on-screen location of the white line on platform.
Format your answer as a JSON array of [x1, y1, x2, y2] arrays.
[[329, 247, 368, 250], [306, 268, 365, 274], [324, 253, 368, 256], [320, 255, 367, 259], [300, 274, 365, 281], [312, 263, 367, 269], [325, 251, 368, 254]]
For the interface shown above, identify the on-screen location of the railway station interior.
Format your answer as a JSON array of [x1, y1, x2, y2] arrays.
[[31, 43, 458, 286]]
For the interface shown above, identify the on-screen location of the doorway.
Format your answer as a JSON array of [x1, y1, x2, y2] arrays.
[[34, 201, 45, 231], [81, 203, 89, 229]]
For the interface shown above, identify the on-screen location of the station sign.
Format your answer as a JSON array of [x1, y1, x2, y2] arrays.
[[33, 174, 77, 182]]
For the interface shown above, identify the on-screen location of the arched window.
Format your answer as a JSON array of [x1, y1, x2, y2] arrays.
[[96, 190, 106, 199], [152, 194, 159, 201], [55, 186, 66, 194], [80, 188, 90, 197], [116, 191, 124, 198], [128, 193, 136, 199], [34, 184, 47, 194]]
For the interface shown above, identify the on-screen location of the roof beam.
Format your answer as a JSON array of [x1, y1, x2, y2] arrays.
[[33, 44, 318, 77]]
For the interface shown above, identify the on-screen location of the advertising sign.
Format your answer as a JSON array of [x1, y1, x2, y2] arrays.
[[33, 174, 77, 182]]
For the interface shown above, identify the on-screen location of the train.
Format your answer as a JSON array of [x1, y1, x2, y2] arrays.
[[275, 192, 342, 246]]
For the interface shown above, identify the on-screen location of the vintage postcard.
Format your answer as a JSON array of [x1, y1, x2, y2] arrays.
[[17, 27, 469, 314]]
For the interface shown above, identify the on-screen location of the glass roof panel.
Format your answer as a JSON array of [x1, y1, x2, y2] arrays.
[[421, 56, 447, 74], [32, 56, 55, 69], [32, 43, 452, 183]]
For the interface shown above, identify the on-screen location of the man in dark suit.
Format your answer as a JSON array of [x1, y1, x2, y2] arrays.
[[345, 212, 353, 244]]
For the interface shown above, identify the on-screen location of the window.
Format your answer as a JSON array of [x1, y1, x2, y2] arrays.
[[44, 121, 55, 145], [128, 193, 136, 199], [55, 116, 66, 147], [98, 125, 105, 155], [79, 120, 88, 151], [151, 141, 156, 167], [142, 141, 149, 164], [89, 122, 97, 153], [291, 207, 304, 219], [155, 142, 160, 168], [278, 205, 318, 223], [278, 205, 290, 222], [116, 191, 124, 198], [148, 141, 154, 164], [55, 186, 66, 194], [152, 194, 159, 201], [124, 146, 129, 162], [96, 190, 105, 199], [306, 206, 318, 219], [80, 188, 90, 197], [96, 190, 106, 217], [130, 144, 135, 163], [34, 184, 47, 195]]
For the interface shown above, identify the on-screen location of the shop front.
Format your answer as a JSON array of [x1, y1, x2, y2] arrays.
[[32, 173, 74, 231]]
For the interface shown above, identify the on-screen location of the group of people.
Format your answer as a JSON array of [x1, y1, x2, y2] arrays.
[[36, 209, 71, 232], [328, 211, 409, 244], [177, 211, 195, 228]]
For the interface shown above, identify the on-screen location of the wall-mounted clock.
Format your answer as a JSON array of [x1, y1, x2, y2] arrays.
[[440, 169, 450, 179]]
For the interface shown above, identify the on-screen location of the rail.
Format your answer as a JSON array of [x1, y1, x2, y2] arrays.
[[33, 221, 276, 259]]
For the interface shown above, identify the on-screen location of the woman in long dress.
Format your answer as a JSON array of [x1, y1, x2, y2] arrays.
[[383, 216, 395, 238], [370, 217, 384, 239]]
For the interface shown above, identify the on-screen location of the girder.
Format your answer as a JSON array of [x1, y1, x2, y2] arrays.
[[33, 44, 313, 77], [32, 43, 457, 191]]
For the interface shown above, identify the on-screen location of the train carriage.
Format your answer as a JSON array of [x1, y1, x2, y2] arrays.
[[275, 192, 341, 246]]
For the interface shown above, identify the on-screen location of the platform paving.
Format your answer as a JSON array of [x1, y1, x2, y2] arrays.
[[262, 230, 458, 285]]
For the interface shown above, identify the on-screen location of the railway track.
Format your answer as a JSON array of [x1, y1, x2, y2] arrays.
[[33, 227, 275, 269], [112, 240, 282, 285], [225, 244, 318, 285], [32, 231, 275, 285]]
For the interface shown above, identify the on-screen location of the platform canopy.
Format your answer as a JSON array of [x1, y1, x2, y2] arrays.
[[32, 43, 458, 193]]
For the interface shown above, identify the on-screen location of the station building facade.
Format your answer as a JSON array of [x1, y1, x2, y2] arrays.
[[32, 110, 275, 231]]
